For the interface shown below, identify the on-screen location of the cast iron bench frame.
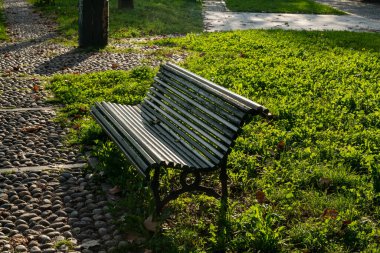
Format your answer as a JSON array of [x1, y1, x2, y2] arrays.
[[91, 62, 270, 213]]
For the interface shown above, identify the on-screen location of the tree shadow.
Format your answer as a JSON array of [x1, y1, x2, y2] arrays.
[[34, 48, 95, 75], [0, 33, 56, 54]]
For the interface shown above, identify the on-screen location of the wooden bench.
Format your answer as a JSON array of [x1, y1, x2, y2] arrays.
[[91, 62, 271, 213]]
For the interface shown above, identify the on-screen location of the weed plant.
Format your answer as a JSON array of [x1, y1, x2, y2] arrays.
[[225, 0, 345, 14], [48, 30, 380, 252]]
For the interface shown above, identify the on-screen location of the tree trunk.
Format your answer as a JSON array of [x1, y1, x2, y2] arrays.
[[79, 0, 109, 48], [118, 0, 134, 9]]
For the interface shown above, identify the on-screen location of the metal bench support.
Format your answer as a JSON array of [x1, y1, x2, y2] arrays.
[[151, 160, 227, 214]]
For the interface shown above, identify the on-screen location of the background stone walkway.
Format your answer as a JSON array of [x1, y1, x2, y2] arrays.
[[315, 0, 380, 20], [203, 0, 380, 32]]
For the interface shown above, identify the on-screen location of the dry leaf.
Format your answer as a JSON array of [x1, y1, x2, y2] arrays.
[[341, 220, 352, 230], [125, 233, 145, 243], [32, 84, 40, 92], [277, 140, 286, 151], [319, 177, 332, 188], [144, 215, 158, 232], [342, 220, 351, 225], [20, 125, 43, 133], [111, 63, 119, 69], [10, 235, 28, 246], [322, 208, 339, 219], [256, 190, 266, 204], [108, 186, 121, 195]]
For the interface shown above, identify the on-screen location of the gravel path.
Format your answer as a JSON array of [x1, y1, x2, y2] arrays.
[[0, 0, 158, 252], [0, 0, 183, 77], [0, 110, 85, 168], [0, 78, 48, 108], [0, 169, 126, 253], [3, 0, 56, 41]]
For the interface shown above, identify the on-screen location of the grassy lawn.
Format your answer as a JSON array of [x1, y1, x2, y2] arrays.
[[28, 0, 202, 42], [225, 0, 345, 14], [47, 30, 380, 252], [0, 0, 7, 41]]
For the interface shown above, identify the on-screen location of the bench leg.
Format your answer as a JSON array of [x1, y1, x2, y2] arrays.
[[217, 160, 229, 252], [150, 164, 228, 216], [150, 166, 163, 215]]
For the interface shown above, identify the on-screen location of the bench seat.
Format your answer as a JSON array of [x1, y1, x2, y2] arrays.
[[92, 102, 218, 173]]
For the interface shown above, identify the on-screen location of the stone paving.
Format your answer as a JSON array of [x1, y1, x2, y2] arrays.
[[0, 0, 165, 252], [0, 78, 48, 108], [0, 169, 126, 253], [203, 0, 380, 32]]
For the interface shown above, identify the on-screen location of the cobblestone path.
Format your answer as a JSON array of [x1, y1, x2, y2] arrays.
[[0, 0, 168, 252]]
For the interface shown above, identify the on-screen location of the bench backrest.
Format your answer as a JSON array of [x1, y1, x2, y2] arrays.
[[141, 63, 270, 168]]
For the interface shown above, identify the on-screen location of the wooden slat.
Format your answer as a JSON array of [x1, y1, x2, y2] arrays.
[[142, 102, 221, 164], [163, 63, 251, 111], [156, 75, 243, 125], [91, 105, 152, 175], [151, 83, 236, 139], [101, 102, 165, 164], [164, 62, 270, 115], [149, 87, 232, 145], [143, 99, 224, 159], [146, 92, 229, 152], [120, 104, 191, 168], [114, 104, 181, 167], [158, 70, 246, 119], [153, 77, 239, 132], [94, 103, 156, 166], [105, 103, 186, 168], [139, 107, 210, 169]]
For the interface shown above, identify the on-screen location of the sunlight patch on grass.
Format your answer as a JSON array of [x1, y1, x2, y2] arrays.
[[225, 0, 346, 14], [29, 0, 203, 43]]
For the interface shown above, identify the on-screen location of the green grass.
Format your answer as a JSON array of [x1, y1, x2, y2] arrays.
[[48, 30, 380, 252], [225, 0, 346, 14], [0, 0, 7, 41], [28, 0, 202, 43]]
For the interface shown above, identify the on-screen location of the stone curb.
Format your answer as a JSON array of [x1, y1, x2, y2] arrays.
[[0, 163, 88, 174], [0, 107, 56, 112]]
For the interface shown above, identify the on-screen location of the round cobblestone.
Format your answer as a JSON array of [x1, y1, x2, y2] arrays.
[[0, 169, 122, 252]]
